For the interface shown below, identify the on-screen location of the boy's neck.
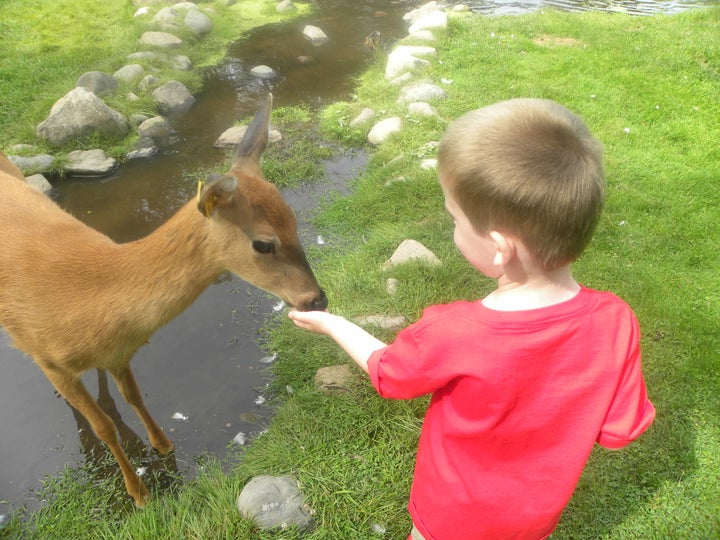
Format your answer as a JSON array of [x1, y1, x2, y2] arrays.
[[482, 264, 580, 311]]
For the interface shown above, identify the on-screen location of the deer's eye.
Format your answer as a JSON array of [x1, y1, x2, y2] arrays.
[[252, 240, 275, 254]]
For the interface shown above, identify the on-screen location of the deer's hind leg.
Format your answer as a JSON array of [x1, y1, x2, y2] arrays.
[[37, 360, 150, 507], [109, 365, 174, 454]]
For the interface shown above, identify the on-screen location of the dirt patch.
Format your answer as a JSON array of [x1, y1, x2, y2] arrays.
[[533, 35, 585, 47]]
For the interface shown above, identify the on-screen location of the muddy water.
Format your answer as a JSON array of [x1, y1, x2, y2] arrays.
[[0, 0, 708, 517]]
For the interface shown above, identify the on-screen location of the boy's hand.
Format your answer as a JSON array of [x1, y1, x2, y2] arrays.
[[288, 309, 339, 335], [287, 310, 388, 374]]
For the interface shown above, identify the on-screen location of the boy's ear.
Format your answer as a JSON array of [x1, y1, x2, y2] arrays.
[[488, 230, 517, 267]]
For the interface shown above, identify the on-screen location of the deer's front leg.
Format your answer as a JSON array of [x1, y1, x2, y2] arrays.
[[38, 362, 149, 507], [109, 366, 174, 455]]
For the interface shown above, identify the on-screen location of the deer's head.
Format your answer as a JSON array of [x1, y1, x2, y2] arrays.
[[198, 94, 327, 312]]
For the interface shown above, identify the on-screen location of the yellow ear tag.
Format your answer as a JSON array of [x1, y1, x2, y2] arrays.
[[196, 180, 204, 204]]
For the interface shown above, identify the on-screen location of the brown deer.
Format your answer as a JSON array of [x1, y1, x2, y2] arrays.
[[0, 94, 327, 507]]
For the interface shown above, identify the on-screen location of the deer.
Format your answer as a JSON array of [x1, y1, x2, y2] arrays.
[[0, 93, 327, 507]]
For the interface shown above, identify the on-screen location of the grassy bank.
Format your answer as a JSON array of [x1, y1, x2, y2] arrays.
[[3, 5, 720, 540], [0, 0, 311, 155]]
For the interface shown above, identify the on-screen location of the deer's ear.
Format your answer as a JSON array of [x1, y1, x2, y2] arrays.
[[197, 174, 238, 217]]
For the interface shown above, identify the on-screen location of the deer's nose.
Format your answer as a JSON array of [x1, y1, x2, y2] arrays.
[[312, 289, 328, 311]]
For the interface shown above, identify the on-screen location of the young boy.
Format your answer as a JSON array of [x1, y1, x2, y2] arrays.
[[289, 98, 655, 540]]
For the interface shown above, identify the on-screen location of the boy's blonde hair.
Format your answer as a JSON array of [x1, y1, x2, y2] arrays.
[[438, 98, 605, 270]]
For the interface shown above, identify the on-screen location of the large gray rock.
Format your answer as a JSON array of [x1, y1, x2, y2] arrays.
[[276, 0, 297, 13], [250, 65, 277, 80], [398, 82, 447, 103], [64, 149, 118, 177], [367, 117, 401, 145], [113, 64, 145, 84], [137, 116, 171, 138], [8, 154, 55, 175], [237, 475, 313, 531], [36, 87, 129, 147], [385, 46, 436, 80], [214, 125, 282, 148], [76, 71, 118, 97], [184, 8, 212, 35], [139, 31, 183, 48], [152, 80, 195, 115], [409, 10, 448, 34], [303, 25, 329, 46], [25, 174, 54, 197], [153, 5, 212, 36]]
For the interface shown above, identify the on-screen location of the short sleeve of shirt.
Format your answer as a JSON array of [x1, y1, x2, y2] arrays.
[[596, 313, 656, 448], [367, 304, 466, 399]]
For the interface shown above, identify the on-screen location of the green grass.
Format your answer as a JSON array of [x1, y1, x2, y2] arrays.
[[2, 6, 719, 540], [0, 0, 311, 153]]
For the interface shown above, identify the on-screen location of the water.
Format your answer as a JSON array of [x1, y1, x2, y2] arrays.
[[449, 0, 713, 16], [0, 0, 707, 518]]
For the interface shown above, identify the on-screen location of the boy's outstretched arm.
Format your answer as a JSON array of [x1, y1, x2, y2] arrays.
[[288, 310, 387, 374]]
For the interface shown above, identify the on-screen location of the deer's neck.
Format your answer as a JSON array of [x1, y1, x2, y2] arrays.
[[109, 202, 221, 333]]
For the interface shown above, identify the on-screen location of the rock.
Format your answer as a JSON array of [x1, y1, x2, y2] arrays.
[[152, 80, 195, 115], [250, 65, 277, 79], [407, 101, 438, 117], [214, 125, 281, 148], [65, 149, 118, 177], [367, 117, 402, 145], [276, 0, 297, 13], [8, 154, 55, 175], [172, 55, 193, 71], [137, 116, 171, 138], [408, 10, 448, 34], [421, 158, 438, 169], [126, 137, 158, 160], [349, 107, 375, 127], [385, 45, 436, 80], [25, 174, 54, 197], [138, 75, 159, 91], [113, 64, 145, 84], [8, 143, 35, 153], [403, 1, 438, 24], [76, 71, 118, 97], [315, 364, 354, 394], [303, 25, 329, 46], [406, 30, 435, 41], [237, 475, 312, 531], [398, 82, 447, 103], [355, 315, 408, 331], [389, 72, 414, 86], [153, 4, 212, 35], [386, 278, 399, 295], [128, 51, 158, 61], [130, 113, 151, 126], [36, 87, 129, 147], [139, 31, 183, 48], [382, 239, 442, 271], [184, 9, 213, 35]]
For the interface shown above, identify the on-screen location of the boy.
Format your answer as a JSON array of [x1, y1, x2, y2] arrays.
[[289, 98, 655, 539]]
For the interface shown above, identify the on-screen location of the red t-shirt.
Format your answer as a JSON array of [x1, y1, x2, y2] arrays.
[[367, 286, 655, 540]]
